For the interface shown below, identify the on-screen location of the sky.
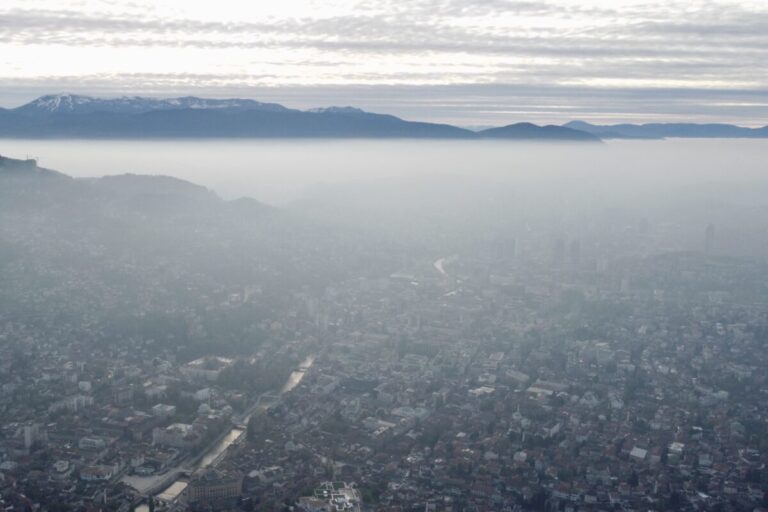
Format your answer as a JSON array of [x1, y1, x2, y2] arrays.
[[1, 0, 767, 126]]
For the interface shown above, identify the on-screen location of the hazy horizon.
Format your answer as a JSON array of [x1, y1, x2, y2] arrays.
[[3, 138, 768, 205], [3, 93, 768, 130]]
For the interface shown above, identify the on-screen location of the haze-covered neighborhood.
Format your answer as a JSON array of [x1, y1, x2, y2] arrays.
[[2, 0, 768, 510], [1, 152, 767, 511]]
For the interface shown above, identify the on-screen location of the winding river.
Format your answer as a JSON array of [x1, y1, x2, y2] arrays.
[[132, 354, 316, 509]]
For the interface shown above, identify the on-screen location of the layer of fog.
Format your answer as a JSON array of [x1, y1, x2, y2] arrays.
[[2, 139, 766, 207], [3, 138, 768, 260]]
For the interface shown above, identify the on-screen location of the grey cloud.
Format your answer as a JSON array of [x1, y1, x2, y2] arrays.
[[4, 5, 768, 52], [2, 1, 768, 124], [359, 0, 557, 17], [0, 8, 280, 34], [3, 14, 768, 60]]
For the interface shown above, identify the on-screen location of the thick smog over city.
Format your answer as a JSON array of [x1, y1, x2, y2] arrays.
[[1, 1, 768, 512]]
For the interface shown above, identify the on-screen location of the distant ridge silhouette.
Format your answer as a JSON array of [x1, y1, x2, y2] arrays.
[[564, 120, 768, 139], [0, 94, 596, 141]]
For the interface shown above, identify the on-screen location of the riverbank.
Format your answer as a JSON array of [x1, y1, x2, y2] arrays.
[[128, 354, 316, 509]]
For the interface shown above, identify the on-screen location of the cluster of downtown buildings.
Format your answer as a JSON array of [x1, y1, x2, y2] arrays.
[[213, 246, 768, 512], [1, 156, 767, 511], [5, 240, 764, 511]]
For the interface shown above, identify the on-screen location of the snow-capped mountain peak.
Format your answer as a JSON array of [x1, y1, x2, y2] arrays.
[[308, 106, 368, 115], [14, 94, 291, 115], [22, 94, 97, 113]]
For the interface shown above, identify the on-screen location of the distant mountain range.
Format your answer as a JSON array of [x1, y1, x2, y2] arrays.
[[0, 94, 598, 141], [13, 94, 291, 115], [480, 122, 598, 141], [2, 94, 764, 140], [564, 120, 768, 139]]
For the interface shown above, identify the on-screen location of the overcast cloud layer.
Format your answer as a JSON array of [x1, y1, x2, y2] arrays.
[[1, 0, 767, 125]]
